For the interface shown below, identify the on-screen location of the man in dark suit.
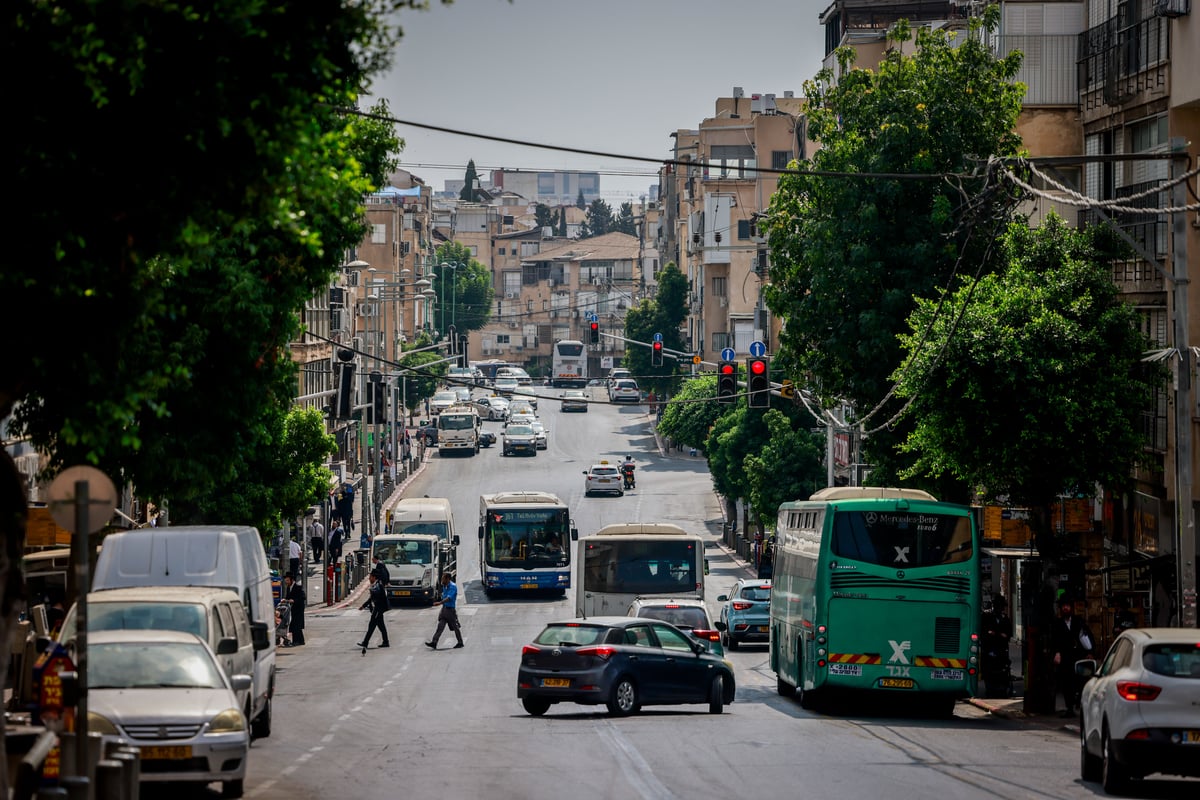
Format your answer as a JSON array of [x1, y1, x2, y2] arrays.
[[1051, 599, 1093, 716], [357, 572, 390, 654], [283, 572, 305, 646]]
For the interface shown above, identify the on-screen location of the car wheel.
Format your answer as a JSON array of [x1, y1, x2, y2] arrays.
[[221, 779, 244, 799], [617, 490, 624, 497], [250, 696, 272, 739], [1101, 724, 1129, 795], [1080, 717, 1102, 782], [776, 674, 794, 697], [522, 697, 552, 716], [708, 674, 725, 714], [606, 677, 639, 716]]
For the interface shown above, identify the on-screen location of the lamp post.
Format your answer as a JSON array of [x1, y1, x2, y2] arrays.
[[438, 260, 465, 338]]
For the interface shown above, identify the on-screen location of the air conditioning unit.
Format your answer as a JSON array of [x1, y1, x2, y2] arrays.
[[505, 291, 517, 299], [508, 322, 519, 329], [719, 296, 728, 308], [1153, 0, 1190, 17]]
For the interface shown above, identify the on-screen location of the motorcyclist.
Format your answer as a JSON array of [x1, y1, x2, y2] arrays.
[[620, 455, 636, 489]]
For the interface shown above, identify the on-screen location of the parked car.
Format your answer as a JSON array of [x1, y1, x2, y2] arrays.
[[501, 424, 538, 456], [626, 597, 724, 656], [1076, 627, 1200, 793], [717, 578, 772, 650], [418, 423, 438, 446], [530, 420, 548, 450], [517, 616, 735, 716], [608, 378, 640, 403], [86, 629, 251, 798], [479, 430, 497, 448], [560, 389, 588, 412], [583, 461, 623, 497]]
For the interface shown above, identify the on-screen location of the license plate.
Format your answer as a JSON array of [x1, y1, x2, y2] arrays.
[[520, 583, 538, 589], [541, 677, 570, 688], [395, 590, 411, 596], [756, 626, 769, 632], [140, 746, 192, 760], [828, 663, 862, 676], [929, 669, 964, 681], [879, 678, 915, 689], [1183, 730, 1200, 744]]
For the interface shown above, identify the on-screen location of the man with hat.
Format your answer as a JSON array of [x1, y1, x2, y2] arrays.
[[1051, 599, 1094, 716]]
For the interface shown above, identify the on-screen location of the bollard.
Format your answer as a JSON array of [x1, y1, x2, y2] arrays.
[[111, 747, 141, 799], [96, 759, 124, 800], [58, 731, 104, 787]]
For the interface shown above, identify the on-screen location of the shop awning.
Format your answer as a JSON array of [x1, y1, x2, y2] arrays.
[[983, 546, 1041, 559]]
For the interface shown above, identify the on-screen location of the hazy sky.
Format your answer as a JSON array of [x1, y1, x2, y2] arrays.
[[365, 0, 830, 202]]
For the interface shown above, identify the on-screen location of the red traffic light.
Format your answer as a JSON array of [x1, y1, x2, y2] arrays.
[[653, 341, 662, 351], [749, 359, 767, 375], [719, 363, 734, 375], [590, 322, 598, 331]]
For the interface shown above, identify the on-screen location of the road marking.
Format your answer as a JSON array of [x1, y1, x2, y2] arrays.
[[281, 765, 297, 776], [248, 779, 276, 797], [338, 714, 351, 721], [321, 734, 334, 744], [595, 723, 673, 800]]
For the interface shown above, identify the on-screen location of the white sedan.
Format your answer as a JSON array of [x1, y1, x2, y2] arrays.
[[86, 629, 252, 797], [1077, 627, 1200, 793], [583, 461, 623, 496]]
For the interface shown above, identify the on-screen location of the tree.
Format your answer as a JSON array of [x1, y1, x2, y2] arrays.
[[706, 407, 770, 534], [432, 242, 494, 334], [557, 207, 568, 237], [576, 189, 587, 209], [762, 9, 1025, 475], [657, 375, 724, 451], [534, 203, 554, 230], [460, 159, 481, 202], [613, 202, 638, 236], [623, 262, 688, 396], [744, 410, 826, 530], [577, 198, 614, 239], [400, 339, 446, 421], [892, 214, 1162, 711]]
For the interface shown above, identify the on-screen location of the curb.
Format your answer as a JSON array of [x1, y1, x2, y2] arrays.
[[966, 697, 1080, 734]]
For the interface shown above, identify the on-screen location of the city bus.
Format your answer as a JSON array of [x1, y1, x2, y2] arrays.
[[576, 523, 708, 618], [550, 339, 587, 387], [478, 492, 578, 596], [770, 487, 980, 714]]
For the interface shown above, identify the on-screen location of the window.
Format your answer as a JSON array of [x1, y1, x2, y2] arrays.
[[497, 334, 510, 344], [650, 623, 696, 653], [772, 150, 792, 170], [711, 276, 727, 297], [371, 223, 386, 244], [499, 247, 507, 256], [738, 219, 752, 240], [830, 511, 974, 567]]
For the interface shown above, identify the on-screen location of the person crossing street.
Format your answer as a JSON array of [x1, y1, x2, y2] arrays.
[[357, 572, 390, 654], [425, 572, 463, 650]]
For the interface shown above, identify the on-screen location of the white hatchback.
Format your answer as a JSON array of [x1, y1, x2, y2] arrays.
[[1077, 627, 1200, 793]]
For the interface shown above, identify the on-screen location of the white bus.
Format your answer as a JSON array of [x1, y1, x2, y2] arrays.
[[575, 523, 708, 618], [551, 339, 587, 387]]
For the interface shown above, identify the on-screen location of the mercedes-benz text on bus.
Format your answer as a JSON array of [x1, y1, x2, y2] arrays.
[[770, 487, 980, 714]]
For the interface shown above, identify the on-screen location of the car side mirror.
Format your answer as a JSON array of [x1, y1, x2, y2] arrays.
[[478, 525, 484, 539], [230, 674, 253, 693], [216, 636, 239, 655], [250, 621, 271, 652], [570, 527, 579, 541], [717, 595, 728, 603], [714, 621, 727, 632], [1074, 658, 1098, 681], [452, 535, 461, 547]]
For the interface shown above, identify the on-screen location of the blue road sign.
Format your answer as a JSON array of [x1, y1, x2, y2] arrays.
[[749, 340, 766, 358], [720, 347, 736, 362], [653, 332, 663, 342]]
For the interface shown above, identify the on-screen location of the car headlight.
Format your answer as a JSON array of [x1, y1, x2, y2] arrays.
[[207, 708, 246, 733], [87, 712, 119, 735]]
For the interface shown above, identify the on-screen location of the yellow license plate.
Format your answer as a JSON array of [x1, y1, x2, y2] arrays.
[[140, 746, 192, 760], [879, 678, 915, 689], [520, 583, 538, 589], [541, 678, 570, 688], [1183, 730, 1200, 744], [395, 590, 411, 596]]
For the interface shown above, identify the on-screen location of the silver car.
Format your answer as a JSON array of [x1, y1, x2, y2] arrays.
[[86, 629, 252, 798]]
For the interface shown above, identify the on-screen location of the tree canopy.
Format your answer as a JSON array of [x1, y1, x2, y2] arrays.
[[432, 242, 494, 335], [460, 159, 481, 202], [623, 262, 688, 396], [578, 199, 615, 239]]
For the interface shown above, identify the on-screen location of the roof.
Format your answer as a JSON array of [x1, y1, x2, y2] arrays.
[[522, 231, 640, 264], [592, 523, 692, 537]]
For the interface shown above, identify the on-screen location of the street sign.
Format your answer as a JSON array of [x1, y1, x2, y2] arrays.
[[781, 379, 795, 399], [653, 332, 663, 342], [721, 347, 736, 362], [749, 340, 766, 358], [693, 355, 701, 365]]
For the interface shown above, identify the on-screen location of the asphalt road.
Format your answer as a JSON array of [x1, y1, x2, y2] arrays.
[[190, 388, 1193, 800]]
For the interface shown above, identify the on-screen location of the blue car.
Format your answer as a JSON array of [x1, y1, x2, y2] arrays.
[[717, 578, 772, 650]]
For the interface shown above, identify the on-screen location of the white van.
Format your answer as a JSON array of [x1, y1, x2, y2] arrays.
[[91, 525, 277, 738], [58, 586, 262, 734], [387, 497, 458, 576]]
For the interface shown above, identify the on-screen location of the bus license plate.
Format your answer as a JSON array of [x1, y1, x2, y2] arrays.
[[520, 583, 538, 589], [140, 746, 192, 760], [1183, 730, 1200, 744], [828, 663, 862, 676], [929, 669, 964, 681], [879, 678, 915, 689], [541, 678, 570, 688]]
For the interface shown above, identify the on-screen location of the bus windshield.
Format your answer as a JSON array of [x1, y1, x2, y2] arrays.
[[584, 540, 698, 595], [830, 511, 974, 567], [483, 509, 570, 567], [374, 540, 433, 566], [556, 342, 584, 357]]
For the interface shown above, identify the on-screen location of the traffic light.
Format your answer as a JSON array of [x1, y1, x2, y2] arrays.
[[371, 380, 386, 423], [651, 340, 663, 367], [589, 321, 599, 345], [717, 360, 737, 404], [336, 361, 356, 418], [746, 356, 770, 408]]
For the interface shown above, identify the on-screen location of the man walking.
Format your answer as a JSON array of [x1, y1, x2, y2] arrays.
[[310, 516, 325, 566], [283, 572, 306, 646], [288, 537, 302, 581], [425, 572, 464, 650], [358, 572, 390, 654], [328, 519, 344, 564], [371, 553, 391, 586], [1051, 599, 1093, 716]]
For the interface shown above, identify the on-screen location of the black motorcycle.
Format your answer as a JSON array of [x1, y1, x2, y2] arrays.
[[620, 463, 636, 490]]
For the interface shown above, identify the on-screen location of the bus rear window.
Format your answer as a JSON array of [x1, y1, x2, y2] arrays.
[[830, 511, 973, 567]]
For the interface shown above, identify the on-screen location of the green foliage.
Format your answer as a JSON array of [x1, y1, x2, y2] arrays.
[[705, 407, 769, 503], [657, 375, 724, 450], [578, 199, 615, 239], [745, 410, 826, 527], [893, 215, 1163, 520], [534, 204, 554, 229], [613, 203, 638, 236], [460, 159, 480, 202], [576, 190, 586, 210], [623, 263, 688, 396], [762, 12, 1025, 424], [433, 243, 493, 334], [400, 341, 446, 418]]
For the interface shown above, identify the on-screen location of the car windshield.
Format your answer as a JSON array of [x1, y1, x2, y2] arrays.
[[1142, 643, 1200, 678], [740, 586, 772, 601], [534, 624, 611, 647], [506, 426, 534, 436], [635, 606, 709, 629], [433, 392, 457, 402], [390, 521, 449, 539], [373, 540, 433, 566], [90, 641, 226, 689], [86, 602, 208, 639]]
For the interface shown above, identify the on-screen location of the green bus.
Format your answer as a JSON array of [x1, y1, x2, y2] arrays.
[[770, 487, 980, 715]]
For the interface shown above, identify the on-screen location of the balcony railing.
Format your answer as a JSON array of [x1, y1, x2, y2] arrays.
[[1078, 14, 1169, 110]]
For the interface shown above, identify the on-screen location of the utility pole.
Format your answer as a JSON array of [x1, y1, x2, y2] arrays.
[[1170, 140, 1195, 628]]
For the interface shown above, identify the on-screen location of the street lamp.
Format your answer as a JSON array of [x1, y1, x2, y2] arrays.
[[438, 261, 463, 337]]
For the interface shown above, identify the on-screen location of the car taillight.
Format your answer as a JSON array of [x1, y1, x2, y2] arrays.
[[1116, 681, 1162, 701], [576, 645, 616, 660], [1125, 729, 1151, 740], [732, 601, 753, 611], [521, 645, 541, 656], [692, 629, 720, 642]]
